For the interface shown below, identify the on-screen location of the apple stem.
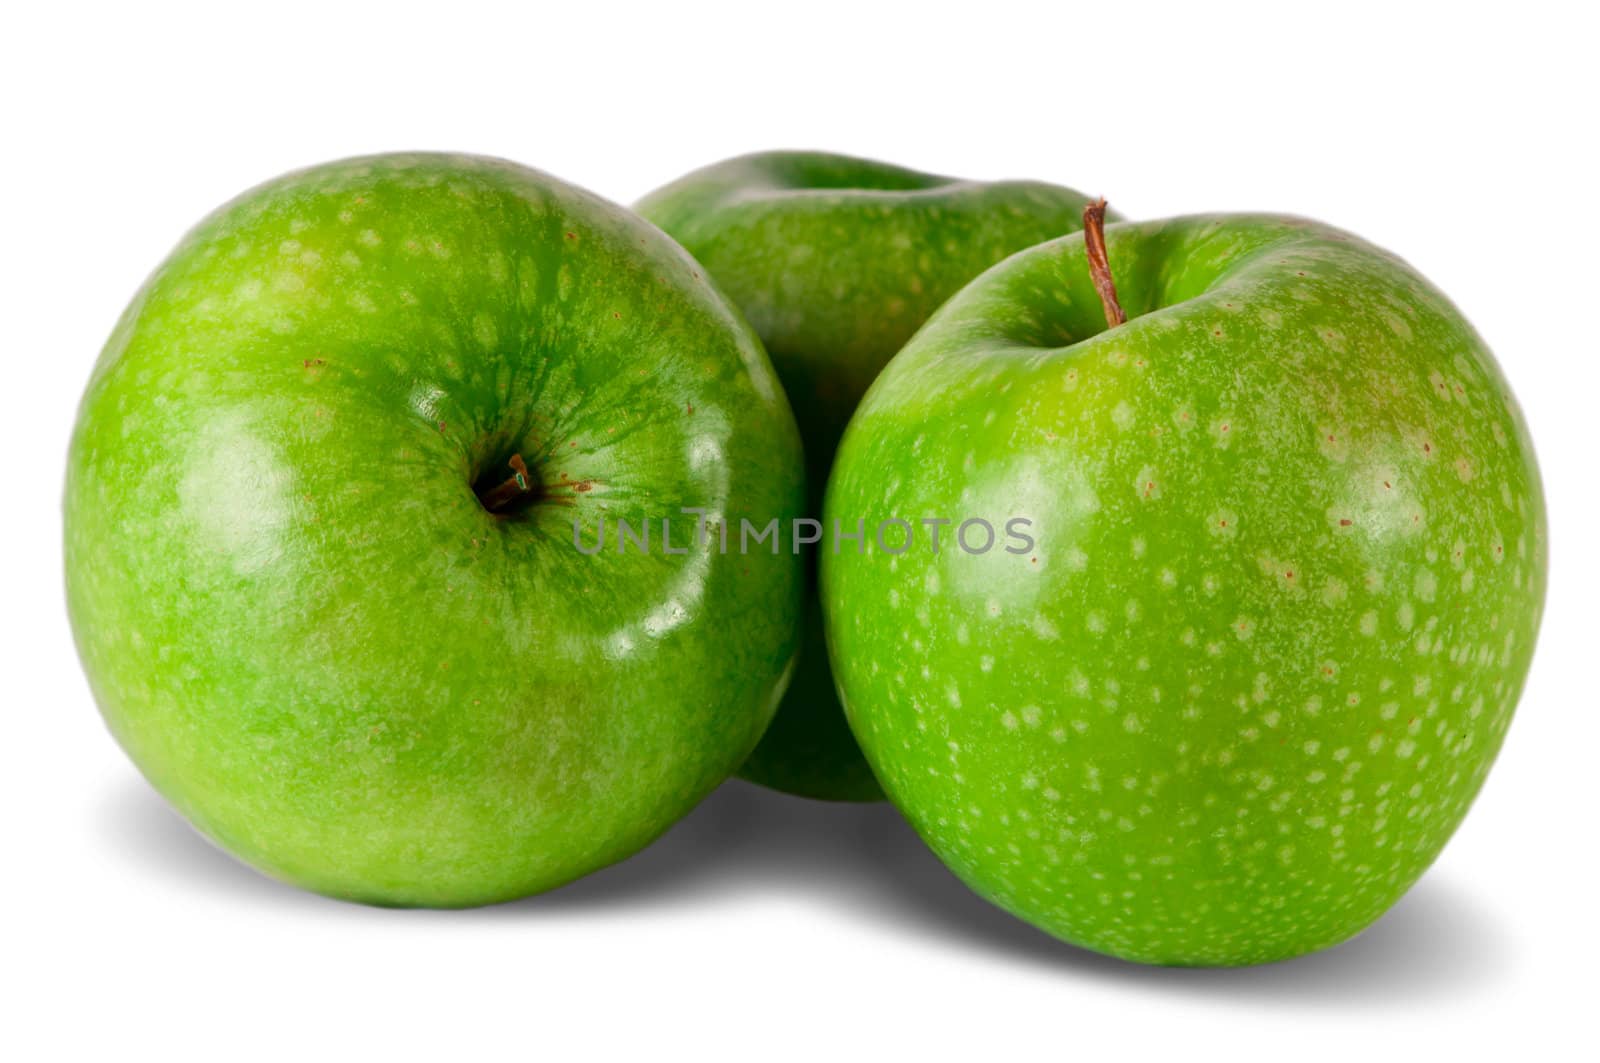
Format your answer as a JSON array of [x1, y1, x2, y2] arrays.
[[1083, 198, 1127, 329], [478, 454, 536, 514]]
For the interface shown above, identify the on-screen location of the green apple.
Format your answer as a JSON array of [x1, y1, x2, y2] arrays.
[[821, 211, 1546, 964], [638, 151, 1109, 800], [64, 153, 805, 907]]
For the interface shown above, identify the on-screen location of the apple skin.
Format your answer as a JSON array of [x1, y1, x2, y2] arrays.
[[638, 151, 1109, 800], [821, 214, 1546, 964], [64, 153, 805, 907]]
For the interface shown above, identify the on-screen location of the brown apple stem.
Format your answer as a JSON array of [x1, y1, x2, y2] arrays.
[[1083, 198, 1127, 329], [479, 454, 535, 514]]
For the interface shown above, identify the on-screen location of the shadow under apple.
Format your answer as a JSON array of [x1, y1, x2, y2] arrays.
[[96, 774, 1510, 1003]]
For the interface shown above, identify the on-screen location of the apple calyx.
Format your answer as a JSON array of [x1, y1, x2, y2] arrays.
[[1083, 198, 1126, 329], [477, 454, 537, 515]]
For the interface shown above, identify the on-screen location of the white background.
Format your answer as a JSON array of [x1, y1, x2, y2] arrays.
[[4, 1, 1596, 1057]]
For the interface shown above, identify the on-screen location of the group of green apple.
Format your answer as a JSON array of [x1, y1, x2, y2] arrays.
[[66, 150, 1546, 966]]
